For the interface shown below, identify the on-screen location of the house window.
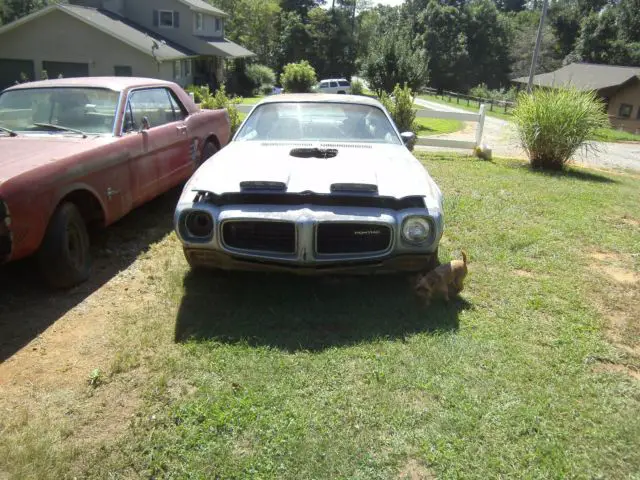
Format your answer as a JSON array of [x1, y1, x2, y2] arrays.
[[157, 10, 180, 28], [114, 65, 132, 77], [215, 18, 221, 31], [195, 12, 203, 31], [173, 61, 180, 79], [618, 103, 633, 118], [181, 59, 191, 78]]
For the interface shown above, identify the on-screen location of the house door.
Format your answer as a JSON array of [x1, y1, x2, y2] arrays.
[[0, 59, 35, 91], [42, 61, 89, 79]]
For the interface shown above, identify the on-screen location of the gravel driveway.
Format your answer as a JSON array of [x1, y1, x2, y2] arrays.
[[414, 98, 640, 172]]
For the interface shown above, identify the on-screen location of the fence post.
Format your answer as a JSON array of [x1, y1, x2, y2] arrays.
[[475, 104, 486, 148]]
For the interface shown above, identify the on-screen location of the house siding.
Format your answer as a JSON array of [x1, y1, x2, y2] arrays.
[[0, 9, 191, 86], [607, 80, 640, 134], [125, 0, 220, 56]]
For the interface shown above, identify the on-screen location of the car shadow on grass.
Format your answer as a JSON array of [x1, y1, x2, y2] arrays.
[[0, 188, 181, 363], [174, 270, 470, 352]]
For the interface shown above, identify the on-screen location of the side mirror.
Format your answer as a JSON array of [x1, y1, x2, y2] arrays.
[[139, 116, 150, 132], [401, 131, 415, 146]]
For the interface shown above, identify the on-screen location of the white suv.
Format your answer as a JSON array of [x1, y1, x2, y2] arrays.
[[316, 78, 351, 94]]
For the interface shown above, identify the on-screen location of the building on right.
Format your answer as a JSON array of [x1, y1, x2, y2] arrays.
[[512, 63, 640, 134]]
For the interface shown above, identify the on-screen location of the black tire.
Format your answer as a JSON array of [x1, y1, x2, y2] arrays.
[[199, 140, 218, 167], [38, 202, 91, 289]]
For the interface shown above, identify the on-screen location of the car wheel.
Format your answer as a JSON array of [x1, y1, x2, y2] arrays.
[[38, 202, 91, 289], [199, 140, 218, 167]]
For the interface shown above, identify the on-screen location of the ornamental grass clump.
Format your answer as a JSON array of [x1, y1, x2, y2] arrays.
[[513, 88, 609, 170]]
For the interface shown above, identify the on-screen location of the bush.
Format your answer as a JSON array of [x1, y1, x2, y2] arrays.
[[378, 83, 417, 133], [378, 83, 417, 149], [469, 83, 518, 102], [350, 78, 364, 95], [246, 64, 276, 95], [200, 84, 244, 135], [185, 84, 209, 104], [280, 60, 317, 93], [513, 88, 609, 170]]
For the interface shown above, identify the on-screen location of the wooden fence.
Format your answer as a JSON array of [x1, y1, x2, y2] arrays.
[[422, 87, 515, 114]]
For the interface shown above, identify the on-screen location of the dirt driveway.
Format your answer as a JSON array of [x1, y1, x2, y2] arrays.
[[414, 98, 640, 172]]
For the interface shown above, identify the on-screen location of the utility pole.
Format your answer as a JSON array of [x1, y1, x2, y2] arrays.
[[527, 0, 549, 93]]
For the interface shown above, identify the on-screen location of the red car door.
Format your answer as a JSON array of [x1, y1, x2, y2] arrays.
[[123, 89, 162, 206]]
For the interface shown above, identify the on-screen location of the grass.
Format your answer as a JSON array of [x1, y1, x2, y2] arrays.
[[1, 154, 639, 479], [238, 96, 265, 105], [415, 117, 463, 136], [593, 127, 640, 143]]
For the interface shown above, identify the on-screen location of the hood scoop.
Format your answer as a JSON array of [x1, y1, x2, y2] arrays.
[[240, 181, 287, 192], [289, 147, 338, 159], [331, 183, 378, 195]]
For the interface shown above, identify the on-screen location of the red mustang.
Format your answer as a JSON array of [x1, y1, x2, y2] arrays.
[[0, 77, 230, 288]]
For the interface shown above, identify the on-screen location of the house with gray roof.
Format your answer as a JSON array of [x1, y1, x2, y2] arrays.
[[513, 63, 640, 134], [0, 0, 255, 91]]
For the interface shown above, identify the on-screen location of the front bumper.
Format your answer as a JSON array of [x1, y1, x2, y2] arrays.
[[175, 202, 443, 274], [184, 249, 439, 275]]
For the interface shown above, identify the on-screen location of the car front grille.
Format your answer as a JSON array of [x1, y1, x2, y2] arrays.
[[316, 223, 392, 255], [222, 221, 296, 254]]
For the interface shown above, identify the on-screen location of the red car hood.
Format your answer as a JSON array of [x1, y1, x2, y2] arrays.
[[0, 135, 114, 182]]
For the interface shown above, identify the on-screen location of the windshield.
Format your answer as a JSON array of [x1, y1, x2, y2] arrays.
[[235, 102, 402, 145], [0, 87, 120, 135]]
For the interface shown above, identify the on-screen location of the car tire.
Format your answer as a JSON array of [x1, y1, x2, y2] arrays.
[[38, 202, 91, 289], [199, 140, 218, 167]]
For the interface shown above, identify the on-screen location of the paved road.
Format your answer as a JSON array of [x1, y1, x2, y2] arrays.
[[414, 98, 640, 172]]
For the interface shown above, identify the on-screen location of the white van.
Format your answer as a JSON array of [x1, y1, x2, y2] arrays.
[[316, 78, 351, 94]]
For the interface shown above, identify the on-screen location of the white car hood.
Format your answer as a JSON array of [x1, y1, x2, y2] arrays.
[[184, 142, 442, 208]]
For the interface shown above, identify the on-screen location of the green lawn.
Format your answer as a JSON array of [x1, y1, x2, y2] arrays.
[[3, 155, 638, 479], [593, 127, 640, 143], [415, 117, 463, 136], [238, 96, 265, 105]]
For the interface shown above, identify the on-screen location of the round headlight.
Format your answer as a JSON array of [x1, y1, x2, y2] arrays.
[[185, 211, 214, 238], [402, 217, 431, 244]]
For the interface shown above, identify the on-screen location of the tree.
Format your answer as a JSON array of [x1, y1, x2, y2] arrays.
[[210, 0, 281, 67], [417, 0, 469, 91], [508, 10, 562, 79], [362, 23, 428, 94]]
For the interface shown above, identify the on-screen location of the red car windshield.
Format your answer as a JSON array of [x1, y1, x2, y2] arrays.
[[0, 87, 120, 135]]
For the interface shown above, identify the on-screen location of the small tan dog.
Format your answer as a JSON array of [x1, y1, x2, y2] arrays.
[[414, 251, 468, 305]]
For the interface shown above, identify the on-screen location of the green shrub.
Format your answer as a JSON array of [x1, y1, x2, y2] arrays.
[[379, 83, 417, 133], [246, 64, 276, 95], [201, 84, 243, 135], [469, 83, 517, 102], [185, 84, 209, 104], [280, 60, 317, 93], [513, 88, 609, 170], [350, 79, 364, 96], [378, 83, 417, 149]]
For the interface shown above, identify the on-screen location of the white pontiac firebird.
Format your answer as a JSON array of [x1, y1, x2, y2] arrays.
[[174, 94, 444, 275]]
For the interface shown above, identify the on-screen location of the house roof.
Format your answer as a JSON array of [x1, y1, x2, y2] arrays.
[[199, 37, 256, 58], [178, 0, 228, 17], [0, 4, 254, 60], [513, 63, 640, 91], [0, 4, 194, 60]]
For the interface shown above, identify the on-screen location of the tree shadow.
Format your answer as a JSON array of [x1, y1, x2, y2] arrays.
[[174, 270, 470, 352], [0, 188, 180, 363], [505, 159, 618, 184]]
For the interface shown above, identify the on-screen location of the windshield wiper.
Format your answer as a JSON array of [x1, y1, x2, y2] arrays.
[[0, 125, 18, 137], [32, 122, 88, 138]]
